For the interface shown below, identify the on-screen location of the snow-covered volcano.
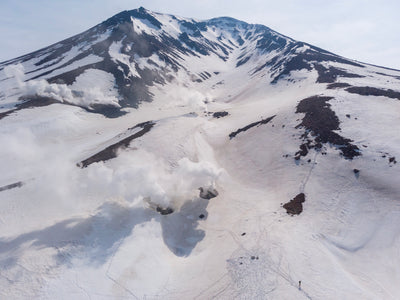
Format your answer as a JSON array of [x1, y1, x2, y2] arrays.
[[1, 7, 400, 299]]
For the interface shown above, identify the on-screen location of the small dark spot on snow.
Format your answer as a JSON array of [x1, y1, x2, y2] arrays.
[[199, 214, 205, 219], [156, 206, 174, 215], [241, 232, 246, 236], [212, 111, 229, 118]]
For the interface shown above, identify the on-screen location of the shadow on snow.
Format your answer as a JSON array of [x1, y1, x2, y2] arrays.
[[0, 198, 209, 270]]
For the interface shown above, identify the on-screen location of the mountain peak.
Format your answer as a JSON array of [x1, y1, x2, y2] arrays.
[[101, 7, 162, 29], [0, 7, 375, 118]]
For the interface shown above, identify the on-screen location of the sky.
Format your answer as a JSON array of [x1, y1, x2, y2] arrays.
[[0, 0, 399, 69]]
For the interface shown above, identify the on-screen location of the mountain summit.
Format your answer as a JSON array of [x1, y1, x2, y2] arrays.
[[0, 7, 372, 116], [1, 8, 400, 299]]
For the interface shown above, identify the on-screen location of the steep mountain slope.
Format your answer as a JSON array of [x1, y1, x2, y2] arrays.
[[0, 7, 374, 117], [1, 7, 400, 299]]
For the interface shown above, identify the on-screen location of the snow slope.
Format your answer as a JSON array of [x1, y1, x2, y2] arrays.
[[1, 7, 400, 300]]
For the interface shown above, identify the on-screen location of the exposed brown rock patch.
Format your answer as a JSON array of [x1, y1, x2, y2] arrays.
[[283, 193, 305, 215], [295, 96, 360, 159]]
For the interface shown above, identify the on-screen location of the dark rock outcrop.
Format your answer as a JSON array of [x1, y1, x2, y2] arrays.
[[229, 115, 275, 139], [78, 121, 154, 168], [199, 187, 218, 200], [283, 193, 305, 215], [345, 86, 400, 100], [295, 96, 360, 159]]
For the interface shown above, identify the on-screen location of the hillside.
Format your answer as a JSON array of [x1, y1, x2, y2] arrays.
[[1, 7, 400, 299]]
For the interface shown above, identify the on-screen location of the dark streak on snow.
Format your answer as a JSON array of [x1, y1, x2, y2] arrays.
[[345, 86, 400, 100], [374, 72, 400, 80], [0, 181, 23, 192], [229, 115, 276, 139], [79, 121, 154, 168], [326, 82, 352, 89], [324, 83, 400, 101], [236, 56, 251, 67]]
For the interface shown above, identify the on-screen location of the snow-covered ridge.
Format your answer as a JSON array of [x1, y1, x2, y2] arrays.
[[1, 6, 377, 117]]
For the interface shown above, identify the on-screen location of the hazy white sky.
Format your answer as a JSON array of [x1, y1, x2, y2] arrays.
[[0, 0, 399, 69]]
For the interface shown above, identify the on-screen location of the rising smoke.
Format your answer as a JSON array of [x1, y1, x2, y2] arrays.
[[3, 64, 120, 108]]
